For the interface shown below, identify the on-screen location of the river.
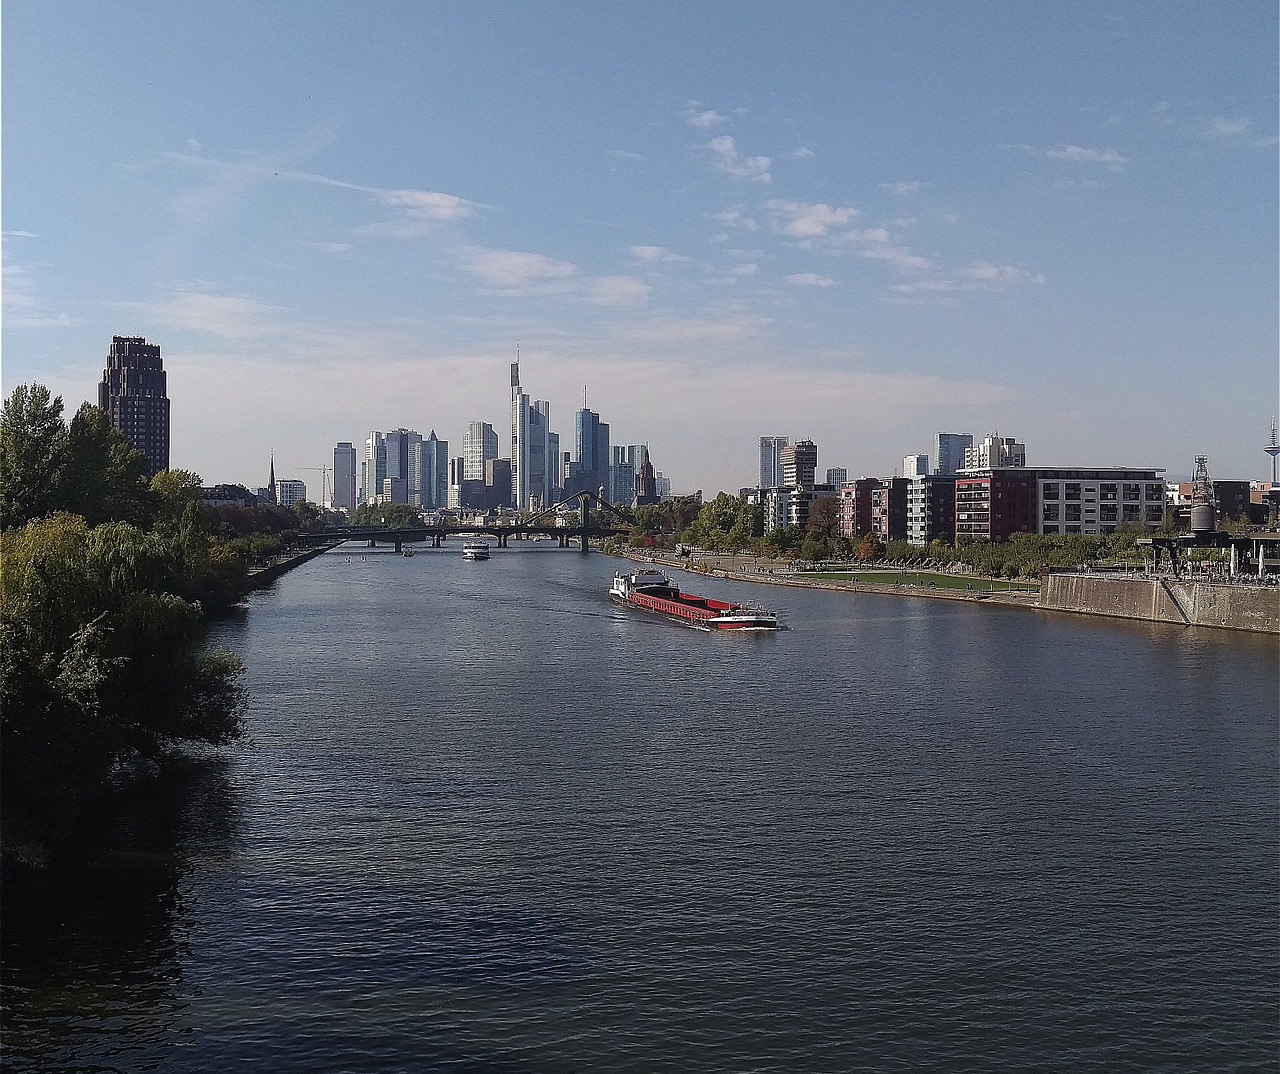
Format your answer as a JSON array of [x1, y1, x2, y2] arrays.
[[3, 543, 1277, 1072]]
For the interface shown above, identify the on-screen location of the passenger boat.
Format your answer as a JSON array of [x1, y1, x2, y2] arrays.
[[462, 540, 491, 561], [609, 567, 779, 631]]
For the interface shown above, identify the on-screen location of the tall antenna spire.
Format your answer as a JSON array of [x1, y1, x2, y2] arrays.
[[1265, 417, 1280, 485], [583, 385, 588, 409]]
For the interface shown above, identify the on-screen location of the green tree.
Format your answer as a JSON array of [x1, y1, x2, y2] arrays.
[[1, 514, 247, 851], [63, 403, 153, 527], [807, 496, 841, 539], [0, 384, 68, 529]]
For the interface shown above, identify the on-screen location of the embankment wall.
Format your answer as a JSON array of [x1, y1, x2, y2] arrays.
[[1042, 574, 1279, 634]]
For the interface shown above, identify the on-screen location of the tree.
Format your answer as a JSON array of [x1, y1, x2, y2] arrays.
[[63, 403, 153, 527], [807, 496, 841, 539], [1, 513, 246, 848], [857, 531, 885, 562], [0, 384, 68, 529]]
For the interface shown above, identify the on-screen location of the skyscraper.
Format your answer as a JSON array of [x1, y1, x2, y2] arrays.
[[333, 442, 357, 511], [963, 434, 1025, 470], [570, 407, 610, 496], [760, 436, 788, 488], [463, 421, 499, 482], [781, 440, 817, 488], [934, 432, 974, 477], [511, 359, 556, 511], [98, 335, 170, 478], [413, 431, 449, 509], [362, 432, 386, 504]]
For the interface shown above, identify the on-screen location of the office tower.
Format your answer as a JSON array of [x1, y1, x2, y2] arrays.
[[98, 335, 171, 478], [333, 443, 357, 511], [610, 446, 636, 506], [903, 455, 929, 479], [415, 431, 449, 509], [463, 421, 499, 482], [780, 440, 817, 488], [964, 434, 1026, 470], [511, 359, 557, 511], [382, 428, 423, 503], [760, 436, 788, 488], [826, 467, 849, 486], [485, 459, 513, 509], [934, 432, 973, 477], [570, 407, 610, 496], [363, 432, 386, 504]]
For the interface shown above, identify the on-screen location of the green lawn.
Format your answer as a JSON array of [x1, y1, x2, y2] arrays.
[[798, 570, 1039, 593]]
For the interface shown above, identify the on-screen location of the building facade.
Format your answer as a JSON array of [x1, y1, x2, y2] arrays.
[[780, 440, 818, 489], [906, 475, 956, 546], [511, 361, 557, 511], [275, 478, 307, 507], [825, 467, 848, 487], [963, 434, 1026, 470], [98, 335, 171, 478], [463, 422, 499, 483], [934, 432, 973, 478], [333, 442, 357, 511], [760, 436, 788, 489]]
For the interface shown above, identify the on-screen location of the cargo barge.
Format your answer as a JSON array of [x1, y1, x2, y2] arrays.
[[609, 567, 779, 631]]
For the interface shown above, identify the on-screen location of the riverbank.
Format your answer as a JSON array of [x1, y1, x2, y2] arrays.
[[607, 547, 1278, 632], [245, 541, 345, 589], [609, 547, 1041, 609]]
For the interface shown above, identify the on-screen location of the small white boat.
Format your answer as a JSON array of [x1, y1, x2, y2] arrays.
[[462, 540, 490, 561]]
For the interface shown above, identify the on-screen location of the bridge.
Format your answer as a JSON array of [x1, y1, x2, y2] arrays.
[[301, 491, 634, 553]]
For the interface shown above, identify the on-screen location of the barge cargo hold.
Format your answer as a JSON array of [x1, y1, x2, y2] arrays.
[[609, 568, 779, 631]]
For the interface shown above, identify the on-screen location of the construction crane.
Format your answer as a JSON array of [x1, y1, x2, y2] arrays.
[[297, 466, 333, 507]]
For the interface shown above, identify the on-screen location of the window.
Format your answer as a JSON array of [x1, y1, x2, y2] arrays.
[[1042, 503, 1060, 522], [1065, 483, 1082, 501], [1145, 485, 1164, 502], [1066, 504, 1082, 521], [1100, 483, 1118, 501], [1042, 483, 1060, 500], [1123, 483, 1140, 501]]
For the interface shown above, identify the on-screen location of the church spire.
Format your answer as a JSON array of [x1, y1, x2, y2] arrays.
[[268, 452, 278, 504]]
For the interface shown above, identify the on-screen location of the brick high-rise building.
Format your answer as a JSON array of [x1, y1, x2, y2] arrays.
[[98, 335, 170, 478]]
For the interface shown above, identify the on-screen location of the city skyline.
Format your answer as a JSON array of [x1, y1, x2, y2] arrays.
[[4, 2, 1276, 493]]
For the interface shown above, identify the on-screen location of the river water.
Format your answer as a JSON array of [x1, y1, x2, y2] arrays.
[[4, 545, 1277, 1072]]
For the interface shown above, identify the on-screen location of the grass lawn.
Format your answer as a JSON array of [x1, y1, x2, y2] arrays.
[[799, 570, 1039, 593]]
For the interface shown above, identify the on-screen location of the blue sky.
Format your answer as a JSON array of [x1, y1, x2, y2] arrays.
[[4, 1, 1276, 495]]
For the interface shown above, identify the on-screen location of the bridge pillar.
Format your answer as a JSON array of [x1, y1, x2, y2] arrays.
[[432, 534, 441, 548], [367, 539, 377, 548], [498, 533, 508, 548], [394, 538, 402, 554]]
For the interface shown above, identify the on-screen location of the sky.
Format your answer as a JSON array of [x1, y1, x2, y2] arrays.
[[4, 1, 1277, 496]]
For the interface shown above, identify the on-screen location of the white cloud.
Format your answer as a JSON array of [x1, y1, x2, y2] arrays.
[[378, 189, 474, 221], [859, 244, 933, 272], [295, 240, 353, 254], [791, 145, 816, 160], [629, 245, 689, 263], [710, 206, 760, 231], [685, 107, 728, 129], [764, 200, 858, 240], [786, 273, 836, 288], [707, 136, 772, 183], [588, 276, 652, 307], [1, 262, 71, 328], [881, 180, 924, 196], [458, 247, 579, 291], [130, 290, 288, 341], [1044, 145, 1129, 169], [609, 149, 647, 162], [613, 309, 773, 345], [730, 263, 759, 276], [1206, 116, 1251, 138]]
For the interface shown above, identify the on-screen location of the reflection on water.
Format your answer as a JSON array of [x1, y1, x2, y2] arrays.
[[2, 755, 241, 1072], [3, 546, 1277, 1073]]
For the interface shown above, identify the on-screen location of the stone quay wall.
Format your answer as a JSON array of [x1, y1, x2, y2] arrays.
[[1042, 573, 1279, 634]]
